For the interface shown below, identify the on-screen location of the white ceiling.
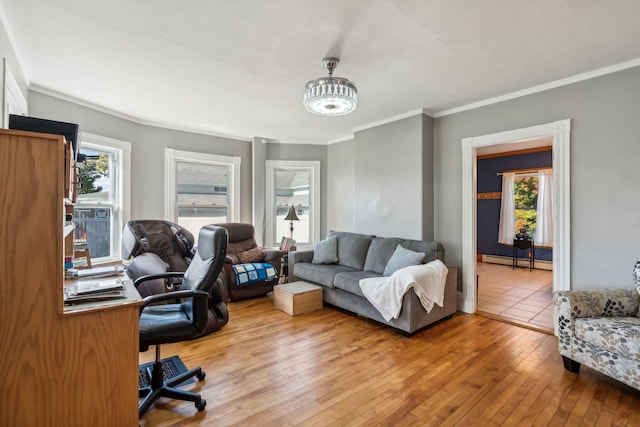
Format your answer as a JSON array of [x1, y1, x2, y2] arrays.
[[2, 0, 640, 144]]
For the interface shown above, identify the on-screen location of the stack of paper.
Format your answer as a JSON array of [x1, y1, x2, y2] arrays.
[[64, 278, 126, 304], [66, 265, 124, 279]]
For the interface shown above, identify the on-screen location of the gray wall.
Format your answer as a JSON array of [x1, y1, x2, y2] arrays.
[[327, 138, 355, 233], [421, 114, 435, 241], [29, 91, 253, 222], [252, 137, 268, 246], [435, 65, 640, 290], [350, 114, 431, 240]]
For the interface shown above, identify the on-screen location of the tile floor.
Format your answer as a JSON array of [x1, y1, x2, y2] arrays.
[[476, 261, 553, 333]]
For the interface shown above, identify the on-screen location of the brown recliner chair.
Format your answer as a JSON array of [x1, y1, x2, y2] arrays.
[[215, 223, 283, 301]]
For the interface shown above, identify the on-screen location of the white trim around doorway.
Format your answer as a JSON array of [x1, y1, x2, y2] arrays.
[[460, 119, 571, 314]]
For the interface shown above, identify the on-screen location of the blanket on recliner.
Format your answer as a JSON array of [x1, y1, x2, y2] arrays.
[[233, 263, 278, 286]]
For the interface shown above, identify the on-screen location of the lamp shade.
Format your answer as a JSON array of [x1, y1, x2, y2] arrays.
[[284, 205, 299, 221]]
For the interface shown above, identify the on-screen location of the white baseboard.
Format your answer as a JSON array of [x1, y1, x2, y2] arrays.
[[481, 254, 552, 271]]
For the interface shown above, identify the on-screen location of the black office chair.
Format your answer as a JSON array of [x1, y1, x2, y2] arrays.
[[136, 224, 227, 417]]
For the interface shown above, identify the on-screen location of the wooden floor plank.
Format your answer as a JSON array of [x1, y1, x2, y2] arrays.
[[139, 295, 640, 426]]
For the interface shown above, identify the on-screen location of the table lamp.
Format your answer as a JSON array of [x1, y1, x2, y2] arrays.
[[284, 205, 299, 239]]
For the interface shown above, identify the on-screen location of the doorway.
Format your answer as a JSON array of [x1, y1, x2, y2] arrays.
[[459, 119, 571, 317], [474, 144, 554, 332]]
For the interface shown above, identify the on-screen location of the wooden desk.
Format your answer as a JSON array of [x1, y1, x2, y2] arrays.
[[63, 275, 142, 315], [0, 130, 142, 427]]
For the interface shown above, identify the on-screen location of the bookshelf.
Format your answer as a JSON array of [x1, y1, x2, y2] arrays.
[[0, 129, 142, 426]]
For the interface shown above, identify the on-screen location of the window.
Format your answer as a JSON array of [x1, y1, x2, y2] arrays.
[[266, 160, 320, 247], [498, 169, 552, 247], [75, 133, 131, 263], [514, 174, 538, 235], [165, 149, 240, 239]]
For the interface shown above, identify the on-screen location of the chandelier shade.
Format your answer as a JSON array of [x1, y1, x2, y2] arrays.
[[303, 58, 357, 116]]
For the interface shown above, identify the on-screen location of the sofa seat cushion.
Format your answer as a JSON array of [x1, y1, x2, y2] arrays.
[[334, 270, 381, 297], [293, 263, 357, 288], [574, 316, 640, 360]]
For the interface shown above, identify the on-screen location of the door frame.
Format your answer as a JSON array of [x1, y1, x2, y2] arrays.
[[459, 119, 571, 313]]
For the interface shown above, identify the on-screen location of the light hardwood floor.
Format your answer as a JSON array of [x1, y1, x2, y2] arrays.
[[139, 295, 640, 426], [476, 262, 553, 333]]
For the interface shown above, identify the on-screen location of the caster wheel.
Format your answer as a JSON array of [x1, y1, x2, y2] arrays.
[[196, 399, 206, 411], [197, 371, 206, 381]]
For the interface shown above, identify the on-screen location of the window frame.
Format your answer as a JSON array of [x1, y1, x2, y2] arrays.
[[76, 132, 131, 263], [164, 148, 241, 225], [265, 160, 320, 247]]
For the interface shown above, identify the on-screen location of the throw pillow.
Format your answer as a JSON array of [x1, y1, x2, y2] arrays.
[[383, 244, 426, 276], [312, 237, 338, 264], [237, 247, 265, 264]]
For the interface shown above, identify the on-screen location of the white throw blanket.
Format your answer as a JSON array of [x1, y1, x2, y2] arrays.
[[359, 260, 448, 321]]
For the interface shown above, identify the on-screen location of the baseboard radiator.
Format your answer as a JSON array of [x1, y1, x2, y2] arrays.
[[481, 254, 552, 271]]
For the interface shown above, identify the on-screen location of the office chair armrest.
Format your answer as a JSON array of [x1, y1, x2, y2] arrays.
[[141, 289, 210, 308], [133, 271, 186, 289]]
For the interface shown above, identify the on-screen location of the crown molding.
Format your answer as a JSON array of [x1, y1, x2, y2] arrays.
[[351, 108, 433, 135], [434, 58, 640, 117], [30, 84, 251, 142]]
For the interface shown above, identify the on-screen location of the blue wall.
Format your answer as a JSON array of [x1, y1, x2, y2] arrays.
[[477, 150, 553, 261]]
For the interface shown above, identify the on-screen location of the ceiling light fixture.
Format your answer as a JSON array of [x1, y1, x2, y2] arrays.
[[303, 57, 357, 116]]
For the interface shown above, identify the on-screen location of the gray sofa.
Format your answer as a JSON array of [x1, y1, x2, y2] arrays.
[[289, 231, 457, 334]]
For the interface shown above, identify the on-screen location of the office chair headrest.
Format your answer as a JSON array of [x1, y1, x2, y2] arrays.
[[196, 225, 228, 261]]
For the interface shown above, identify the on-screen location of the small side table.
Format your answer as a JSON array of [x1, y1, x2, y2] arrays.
[[274, 281, 322, 316], [513, 238, 535, 270], [281, 252, 289, 283]]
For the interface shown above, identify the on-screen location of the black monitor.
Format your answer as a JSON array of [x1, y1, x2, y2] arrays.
[[9, 114, 80, 161]]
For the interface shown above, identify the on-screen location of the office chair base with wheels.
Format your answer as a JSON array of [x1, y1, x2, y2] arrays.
[[138, 345, 206, 417]]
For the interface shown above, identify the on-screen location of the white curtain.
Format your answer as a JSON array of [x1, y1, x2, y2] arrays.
[[498, 172, 516, 244], [535, 169, 553, 247]]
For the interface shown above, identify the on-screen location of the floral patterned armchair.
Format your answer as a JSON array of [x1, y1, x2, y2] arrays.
[[553, 262, 640, 390]]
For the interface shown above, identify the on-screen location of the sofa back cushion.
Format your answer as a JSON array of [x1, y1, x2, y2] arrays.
[[312, 237, 339, 264], [383, 244, 426, 276], [327, 231, 374, 270], [363, 237, 444, 274], [402, 240, 444, 263], [363, 237, 403, 274]]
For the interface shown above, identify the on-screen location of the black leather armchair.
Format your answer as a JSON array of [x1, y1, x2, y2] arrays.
[[136, 224, 227, 417]]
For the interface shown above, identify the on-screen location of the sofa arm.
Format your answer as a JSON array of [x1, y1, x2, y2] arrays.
[[288, 249, 314, 281], [553, 288, 638, 337], [263, 248, 283, 263]]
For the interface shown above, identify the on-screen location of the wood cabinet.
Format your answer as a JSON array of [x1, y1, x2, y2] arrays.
[[0, 129, 142, 426]]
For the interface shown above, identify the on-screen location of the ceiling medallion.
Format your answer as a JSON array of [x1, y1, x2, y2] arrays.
[[303, 57, 357, 116]]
